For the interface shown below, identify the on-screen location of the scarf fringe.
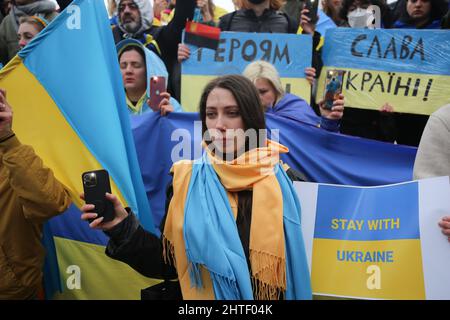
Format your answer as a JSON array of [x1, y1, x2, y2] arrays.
[[210, 272, 241, 300], [251, 276, 284, 300], [162, 235, 176, 266], [250, 249, 286, 300], [187, 261, 204, 288]]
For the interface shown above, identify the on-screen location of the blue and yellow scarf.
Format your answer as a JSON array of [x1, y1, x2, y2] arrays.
[[163, 140, 312, 300]]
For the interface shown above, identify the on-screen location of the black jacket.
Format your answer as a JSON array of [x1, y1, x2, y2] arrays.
[[218, 8, 298, 34], [105, 167, 307, 299]]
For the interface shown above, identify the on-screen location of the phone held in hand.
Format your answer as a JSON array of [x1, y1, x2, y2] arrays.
[[82, 169, 114, 222], [304, 0, 319, 24], [149, 76, 167, 111], [323, 69, 345, 110]]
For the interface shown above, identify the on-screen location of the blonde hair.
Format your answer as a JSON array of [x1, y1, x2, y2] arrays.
[[243, 60, 284, 100], [18, 16, 47, 32], [240, 0, 285, 10]]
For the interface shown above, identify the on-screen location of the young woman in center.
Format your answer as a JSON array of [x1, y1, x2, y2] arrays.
[[81, 74, 312, 300]]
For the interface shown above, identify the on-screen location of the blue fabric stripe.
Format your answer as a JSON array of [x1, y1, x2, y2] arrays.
[[49, 204, 109, 246], [276, 166, 312, 299], [42, 223, 63, 299]]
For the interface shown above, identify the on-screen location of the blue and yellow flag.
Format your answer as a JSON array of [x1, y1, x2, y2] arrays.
[[0, 0, 158, 299]]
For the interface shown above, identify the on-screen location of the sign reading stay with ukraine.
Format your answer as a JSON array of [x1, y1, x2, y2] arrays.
[[181, 32, 312, 112], [296, 176, 450, 299], [317, 29, 450, 115]]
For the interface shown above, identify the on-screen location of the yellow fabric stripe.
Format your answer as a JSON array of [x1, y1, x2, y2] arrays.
[[53, 237, 159, 300], [0, 57, 129, 209]]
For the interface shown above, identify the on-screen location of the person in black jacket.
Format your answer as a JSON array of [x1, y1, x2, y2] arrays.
[[113, 0, 196, 96], [80, 75, 310, 300], [219, 0, 298, 33]]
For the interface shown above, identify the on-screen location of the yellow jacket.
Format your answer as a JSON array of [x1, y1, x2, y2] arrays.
[[0, 135, 71, 299]]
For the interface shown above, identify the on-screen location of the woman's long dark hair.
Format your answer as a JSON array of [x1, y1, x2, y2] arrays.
[[396, 0, 447, 26], [199, 74, 267, 151]]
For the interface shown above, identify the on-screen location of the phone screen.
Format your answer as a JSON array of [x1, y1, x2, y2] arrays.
[[305, 0, 319, 24], [149, 76, 167, 111], [323, 70, 345, 110]]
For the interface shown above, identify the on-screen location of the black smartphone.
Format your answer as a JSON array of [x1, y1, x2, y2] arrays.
[[82, 169, 115, 222], [304, 0, 319, 25], [323, 69, 345, 110]]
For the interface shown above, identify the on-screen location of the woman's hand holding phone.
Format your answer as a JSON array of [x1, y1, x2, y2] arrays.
[[319, 93, 345, 121], [158, 92, 174, 116], [147, 91, 174, 116], [80, 192, 128, 231]]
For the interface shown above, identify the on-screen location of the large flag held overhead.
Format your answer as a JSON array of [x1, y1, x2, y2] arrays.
[[0, 0, 158, 299]]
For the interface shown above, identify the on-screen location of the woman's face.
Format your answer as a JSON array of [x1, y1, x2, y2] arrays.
[[205, 87, 246, 157], [119, 49, 147, 94], [407, 0, 431, 21], [254, 78, 277, 110], [18, 22, 39, 49]]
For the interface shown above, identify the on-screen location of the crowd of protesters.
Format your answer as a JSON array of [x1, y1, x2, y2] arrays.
[[0, 0, 449, 300]]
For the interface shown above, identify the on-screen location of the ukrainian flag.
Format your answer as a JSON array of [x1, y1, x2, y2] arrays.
[[0, 0, 159, 299]]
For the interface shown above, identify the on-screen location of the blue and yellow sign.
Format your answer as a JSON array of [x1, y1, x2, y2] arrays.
[[317, 29, 450, 115], [181, 32, 313, 111], [311, 182, 425, 299]]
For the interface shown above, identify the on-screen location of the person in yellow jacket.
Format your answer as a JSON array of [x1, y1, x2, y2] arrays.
[[0, 89, 71, 299]]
